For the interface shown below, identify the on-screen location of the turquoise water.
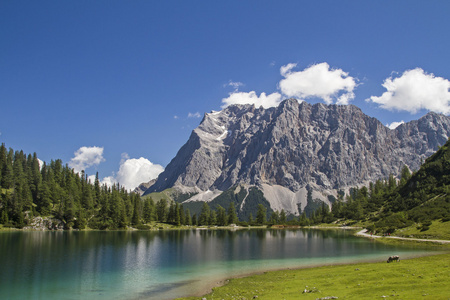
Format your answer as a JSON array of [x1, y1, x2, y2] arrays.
[[0, 229, 438, 300]]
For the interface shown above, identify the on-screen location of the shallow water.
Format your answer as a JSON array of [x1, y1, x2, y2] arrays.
[[0, 229, 438, 300]]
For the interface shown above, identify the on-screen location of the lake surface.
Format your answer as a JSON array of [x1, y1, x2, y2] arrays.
[[0, 229, 439, 300]]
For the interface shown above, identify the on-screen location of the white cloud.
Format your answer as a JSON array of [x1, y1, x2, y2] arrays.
[[69, 146, 105, 173], [87, 174, 96, 184], [368, 68, 450, 114], [224, 80, 244, 92], [98, 153, 164, 191], [221, 91, 283, 109], [278, 62, 357, 105], [38, 158, 44, 170], [280, 63, 297, 77], [173, 115, 179, 119], [188, 112, 201, 118], [101, 176, 117, 188], [387, 120, 405, 129]]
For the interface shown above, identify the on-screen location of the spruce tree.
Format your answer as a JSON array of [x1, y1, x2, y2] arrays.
[[199, 202, 210, 225], [209, 210, 217, 225], [248, 213, 254, 225], [180, 204, 186, 225], [227, 202, 238, 225], [279, 209, 287, 224], [175, 203, 181, 226], [156, 199, 168, 222], [143, 198, 155, 223], [216, 205, 227, 226], [184, 208, 192, 225], [131, 195, 141, 226], [256, 204, 266, 225]]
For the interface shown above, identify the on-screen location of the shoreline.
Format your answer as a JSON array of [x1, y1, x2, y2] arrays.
[[178, 251, 450, 300], [355, 229, 450, 244]]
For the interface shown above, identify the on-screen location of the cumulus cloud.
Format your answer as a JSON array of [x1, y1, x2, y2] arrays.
[[387, 120, 405, 129], [99, 153, 164, 190], [188, 112, 201, 118], [368, 68, 450, 114], [69, 146, 105, 173], [279, 62, 357, 105], [221, 91, 283, 109]]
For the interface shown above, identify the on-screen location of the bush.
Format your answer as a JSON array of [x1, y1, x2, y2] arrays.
[[135, 224, 151, 230], [420, 225, 430, 232], [441, 216, 450, 222]]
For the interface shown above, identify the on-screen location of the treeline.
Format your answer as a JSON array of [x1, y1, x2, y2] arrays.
[[2, 138, 448, 232], [0, 144, 154, 229]]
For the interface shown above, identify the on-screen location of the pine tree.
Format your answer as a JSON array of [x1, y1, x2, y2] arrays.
[[269, 211, 279, 225], [131, 195, 141, 226], [180, 204, 186, 225], [184, 208, 192, 225], [37, 182, 52, 215], [209, 210, 217, 225], [143, 198, 155, 223], [1, 209, 9, 225], [248, 213, 254, 225], [400, 165, 412, 186], [279, 209, 287, 224], [94, 172, 101, 206], [227, 202, 238, 225], [199, 202, 210, 226], [256, 204, 266, 225], [167, 201, 175, 224], [156, 199, 168, 222], [175, 203, 181, 226], [216, 205, 227, 226]]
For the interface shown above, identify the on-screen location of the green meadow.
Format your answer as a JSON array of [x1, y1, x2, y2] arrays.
[[178, 253, 450, 300]]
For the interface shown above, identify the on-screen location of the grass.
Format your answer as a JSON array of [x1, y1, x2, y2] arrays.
[[141, 188, 175, 201], [177, 253, 450, 300], [395, 220, 450, 241]]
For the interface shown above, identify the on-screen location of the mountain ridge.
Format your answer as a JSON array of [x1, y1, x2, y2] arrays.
[[142, 99, 450, 216]]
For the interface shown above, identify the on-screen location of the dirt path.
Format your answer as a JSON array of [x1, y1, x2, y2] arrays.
[[356, 229, 450, 244]]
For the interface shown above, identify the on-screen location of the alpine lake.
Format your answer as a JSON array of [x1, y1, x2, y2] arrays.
[[0, 228, 441, 300]]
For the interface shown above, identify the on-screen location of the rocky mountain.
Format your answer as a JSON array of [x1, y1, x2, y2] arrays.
[[134, 179, 156, 196], [143, 99, 450, 217]]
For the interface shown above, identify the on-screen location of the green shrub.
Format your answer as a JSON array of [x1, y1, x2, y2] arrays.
[[135, 224, 151, 230]]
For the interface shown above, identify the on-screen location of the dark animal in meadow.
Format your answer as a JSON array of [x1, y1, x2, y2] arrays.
[[387, 255, 400, 263]]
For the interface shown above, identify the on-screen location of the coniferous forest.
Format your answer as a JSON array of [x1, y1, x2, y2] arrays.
[[0, 143, 241, 229], [1, 139, 449, 232]]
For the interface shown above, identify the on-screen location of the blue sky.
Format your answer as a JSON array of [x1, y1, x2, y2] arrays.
[[1, 1, 450, 189]]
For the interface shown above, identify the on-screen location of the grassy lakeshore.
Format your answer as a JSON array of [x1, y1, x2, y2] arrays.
[[177, 253, 450, 300]]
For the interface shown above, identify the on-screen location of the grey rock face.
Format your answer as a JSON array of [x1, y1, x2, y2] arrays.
[[134, 179, 156, 196], [145, 99, 450, 196], [24, 216, 65, 230]]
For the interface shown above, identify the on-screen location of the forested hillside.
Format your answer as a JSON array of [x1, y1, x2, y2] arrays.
[[0, 144, 157, 229], [329, 137, 450, 234]]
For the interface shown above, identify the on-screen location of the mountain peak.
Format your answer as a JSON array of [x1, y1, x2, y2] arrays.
[[144, 103, 450, 216]]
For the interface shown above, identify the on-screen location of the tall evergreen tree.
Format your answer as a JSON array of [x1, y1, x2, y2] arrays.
[[216, 205, 227, 226], [156, 199, 168, 222], [227, 202, 238, 224], [279, 209, 287, 224], [199, 202, 210, 226], [143, 197, 155, 223], [256, 204, 266, 225]]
